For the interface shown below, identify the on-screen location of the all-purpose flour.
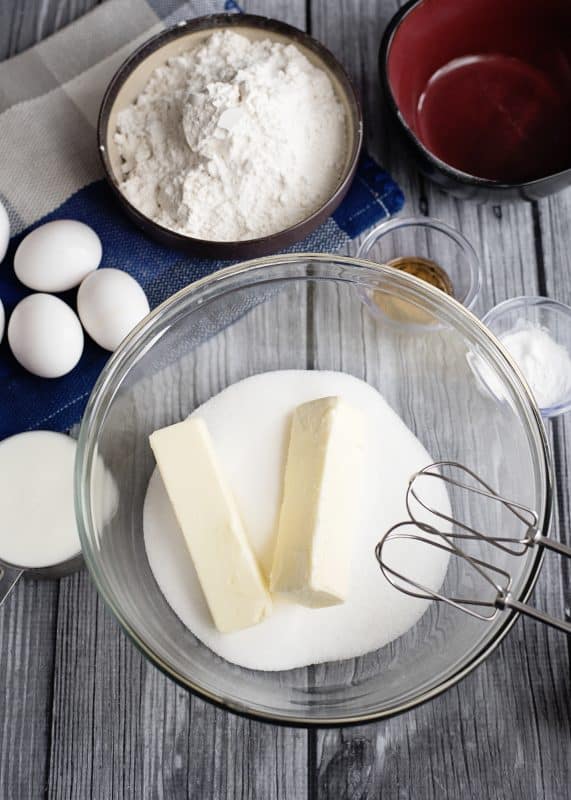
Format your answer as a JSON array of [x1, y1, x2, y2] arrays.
[[143, 370, 451, 671], [115, 31, 347, 241]]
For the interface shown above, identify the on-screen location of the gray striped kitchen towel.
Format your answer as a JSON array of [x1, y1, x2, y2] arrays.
[[0, 0, 404, 438]]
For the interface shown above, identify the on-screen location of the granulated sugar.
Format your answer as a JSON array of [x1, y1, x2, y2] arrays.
[[115, 31, 347, 241], [143, 370, 450, 671]]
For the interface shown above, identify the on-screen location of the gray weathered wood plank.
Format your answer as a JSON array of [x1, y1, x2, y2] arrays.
[[48, 301, 311, 800], [0, 580, 59, 799], [312, 1, 571, 798], [537, 186, 571, 659], [46, 1, 310, 796], [0, 4, 103, 800], [1, 1, 308, 799]]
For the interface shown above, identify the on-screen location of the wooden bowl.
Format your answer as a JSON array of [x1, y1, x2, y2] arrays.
[[98, 13, 363, 258], [379, 0, 571, 201]]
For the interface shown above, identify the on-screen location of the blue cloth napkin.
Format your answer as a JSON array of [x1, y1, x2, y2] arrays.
[[0, 0, 404, 440]]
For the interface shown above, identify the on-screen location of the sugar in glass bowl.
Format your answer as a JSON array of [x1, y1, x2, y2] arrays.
[[76, 255, 550, 726]]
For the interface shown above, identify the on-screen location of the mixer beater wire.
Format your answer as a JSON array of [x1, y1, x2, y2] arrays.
[[376, 461, 571, 634]]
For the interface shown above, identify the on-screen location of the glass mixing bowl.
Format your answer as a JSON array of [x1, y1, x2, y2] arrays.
[[76, 255, 551, 726]]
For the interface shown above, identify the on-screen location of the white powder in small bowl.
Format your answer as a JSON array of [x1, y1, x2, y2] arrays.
[[500, 322, 571, 410], [114, 30, 347, 242]]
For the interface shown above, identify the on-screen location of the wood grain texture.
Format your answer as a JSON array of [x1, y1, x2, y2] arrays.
[[0, 579, 58, 799], [0, 4, 102, 800], [1, 2, 309, 799], [312, 1, 571, 798], [0, 0, 570, 798], [45, 0, 309, 792], [47, 298, 311, 800]]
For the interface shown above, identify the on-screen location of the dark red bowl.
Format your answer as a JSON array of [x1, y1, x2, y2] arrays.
[[380, 0, 571, 200]]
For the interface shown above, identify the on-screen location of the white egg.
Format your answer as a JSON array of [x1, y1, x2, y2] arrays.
[[8, 294, 84, 378], [0, 200, 9, 264], [14, 220, 102, 292], [77, 268, 150, 352], [0, 299, 4, 343]]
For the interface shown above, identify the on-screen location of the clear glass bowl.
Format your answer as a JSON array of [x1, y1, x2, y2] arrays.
[[483, 296, 571, 418], [75, 255, 550, 726], [357, 216, 481, 314]]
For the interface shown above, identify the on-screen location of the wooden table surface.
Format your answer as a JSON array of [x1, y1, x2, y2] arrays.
[[1, 1, 570, 798]]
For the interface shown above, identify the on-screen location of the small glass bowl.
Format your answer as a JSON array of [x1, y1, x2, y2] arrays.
[[357, 216, 481, 315], [482, 296, 571, 418]]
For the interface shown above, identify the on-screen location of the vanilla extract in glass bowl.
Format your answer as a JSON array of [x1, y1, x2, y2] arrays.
[[358, 217, 481, 325], [387, 255, 455, 294], [371, 256, 455, 325]]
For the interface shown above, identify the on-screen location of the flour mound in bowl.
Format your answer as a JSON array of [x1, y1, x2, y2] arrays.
[[115, 30, 347, 241], [143, 370, 451, 672]]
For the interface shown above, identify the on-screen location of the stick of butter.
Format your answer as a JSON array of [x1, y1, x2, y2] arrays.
[[149, 417, 272, 634], [270, 396, 366, 607]]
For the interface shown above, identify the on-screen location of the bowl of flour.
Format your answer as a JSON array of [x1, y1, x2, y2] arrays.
[[98, 14, 363, 257]]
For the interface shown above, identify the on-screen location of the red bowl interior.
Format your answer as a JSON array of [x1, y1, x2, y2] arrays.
[[387, 0, 571, 183]]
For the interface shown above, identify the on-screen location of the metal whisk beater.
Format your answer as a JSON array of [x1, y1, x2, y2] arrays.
[[375, 461, 571, 634]]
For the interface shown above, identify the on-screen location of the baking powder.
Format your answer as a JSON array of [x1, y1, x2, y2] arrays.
[[500, 322, 571, 408]]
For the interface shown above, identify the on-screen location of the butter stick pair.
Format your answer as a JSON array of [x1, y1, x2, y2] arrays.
[[149, 396, 365, 634]]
